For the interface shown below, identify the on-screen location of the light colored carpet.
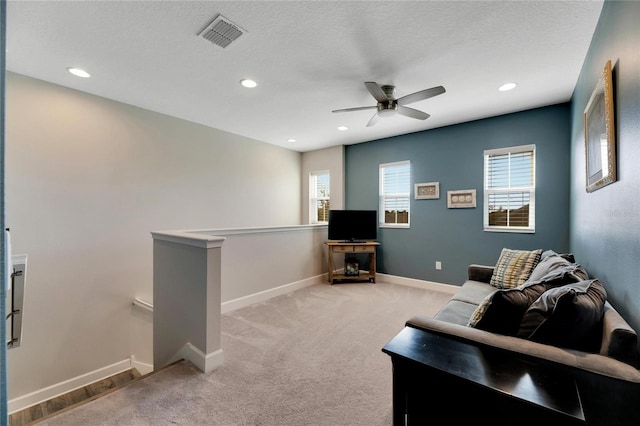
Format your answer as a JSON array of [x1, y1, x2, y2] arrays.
[[41, 281, 451, 426]]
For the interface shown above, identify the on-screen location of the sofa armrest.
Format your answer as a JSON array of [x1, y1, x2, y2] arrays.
[[467, 264, 494, 283], [601, 301, 639, 367], [406, 314, 640, 383]]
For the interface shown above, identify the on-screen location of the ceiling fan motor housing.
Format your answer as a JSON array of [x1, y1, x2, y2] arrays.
[[377, 102, 398, 116], [380, 85, 396, 98]]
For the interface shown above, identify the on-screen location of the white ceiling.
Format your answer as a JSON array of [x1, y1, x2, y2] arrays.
[[6, 1, 604, 153]]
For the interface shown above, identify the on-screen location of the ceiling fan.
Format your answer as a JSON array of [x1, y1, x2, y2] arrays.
[[332, 82, 446, 127]]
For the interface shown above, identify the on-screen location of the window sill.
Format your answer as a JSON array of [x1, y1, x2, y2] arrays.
[[379, 224, 410, 229], [484, 227, 535, 234]]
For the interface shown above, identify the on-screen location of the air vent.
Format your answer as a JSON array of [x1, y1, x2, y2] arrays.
[[198, 14, 246, 48]]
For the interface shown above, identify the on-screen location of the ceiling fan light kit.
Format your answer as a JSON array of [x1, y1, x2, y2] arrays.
[[332, 81, 445, 127]]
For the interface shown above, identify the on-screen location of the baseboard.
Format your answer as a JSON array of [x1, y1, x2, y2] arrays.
[[180, 344, 224, 374], [131, 356, 154, 376], [220, 273, 456, 313], [221, 274, 326, 313], [377, 273, 459, 295], [8, 358, 135, 414]]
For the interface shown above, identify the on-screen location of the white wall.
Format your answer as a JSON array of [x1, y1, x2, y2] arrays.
[[4, 72, 302, 401], [213, 225, 328, 304], [301, 145, 345, 223]]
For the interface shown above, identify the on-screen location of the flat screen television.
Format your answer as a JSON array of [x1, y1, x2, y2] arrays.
[[328, 210, 377, 242]]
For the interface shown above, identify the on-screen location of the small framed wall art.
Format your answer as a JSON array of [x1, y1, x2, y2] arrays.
[[584, 59, 616, 193], [447, 189, 476, 208], [415, 182, 440, 200]]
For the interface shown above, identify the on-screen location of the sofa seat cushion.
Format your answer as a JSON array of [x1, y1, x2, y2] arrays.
[[490, 248, 542, 289], [433, 300, 479, 326], [450, 280, 496, 305], [518, 279, 607, 352]]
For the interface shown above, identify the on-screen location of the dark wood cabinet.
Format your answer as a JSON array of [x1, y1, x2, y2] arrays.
[[383, 326, 640, 425], [383, 327, 586, 425]]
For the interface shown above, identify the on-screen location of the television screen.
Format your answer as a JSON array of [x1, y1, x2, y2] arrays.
[[328, 210, 377, 242]]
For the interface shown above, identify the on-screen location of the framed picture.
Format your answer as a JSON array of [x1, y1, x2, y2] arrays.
[[415, 182, 440, 199], [584, 60, 616, 193], [447, 189, 476, 208]]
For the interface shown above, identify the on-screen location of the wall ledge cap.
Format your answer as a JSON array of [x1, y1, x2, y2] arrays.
[[150, 231, 226, 248], [152, 223, 326, 247]]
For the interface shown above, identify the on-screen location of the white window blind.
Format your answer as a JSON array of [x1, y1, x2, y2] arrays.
[[309, 171, 330, 223], [379, 161, 410, 227], [484, 145, 535, 233]]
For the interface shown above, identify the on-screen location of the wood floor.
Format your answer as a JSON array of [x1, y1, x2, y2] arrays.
[[9, 368, 142, 426]]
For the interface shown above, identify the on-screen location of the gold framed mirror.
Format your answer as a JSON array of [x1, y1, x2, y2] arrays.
[[584, 60, 616, 193]]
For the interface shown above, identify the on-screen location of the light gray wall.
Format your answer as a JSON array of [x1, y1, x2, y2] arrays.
[[301, 145, 345, 224], [569, 0, 640, 339], [152, 238, 222, 372], [5, 72, 302, 400], [216, 227, 328, 303]]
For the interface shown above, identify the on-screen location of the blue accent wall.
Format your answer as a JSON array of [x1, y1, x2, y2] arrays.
[[345, 104, 571, 285], [569, 0, 640, 340]]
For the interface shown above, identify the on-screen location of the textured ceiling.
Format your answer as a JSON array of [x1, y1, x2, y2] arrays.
[[6, 1, 604, 152]]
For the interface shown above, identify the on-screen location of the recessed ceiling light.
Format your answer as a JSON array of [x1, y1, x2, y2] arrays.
[[67, 67, 90, 78], [337, 126, 348, 131], [498, 82, 517, 92], [240, 79, 257, 88], [287, 138, 296, 143]]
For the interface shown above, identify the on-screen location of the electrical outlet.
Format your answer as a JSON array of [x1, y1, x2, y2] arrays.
[[435, 261, 442, 270]]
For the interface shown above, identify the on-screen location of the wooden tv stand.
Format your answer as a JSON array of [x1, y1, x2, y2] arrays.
[[325, 241, 380, 284]]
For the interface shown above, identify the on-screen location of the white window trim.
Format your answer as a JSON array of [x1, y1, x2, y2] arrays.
[[309, 170, 330, 224], [483, 144, 536, 233], [379, 160, 411, 229]]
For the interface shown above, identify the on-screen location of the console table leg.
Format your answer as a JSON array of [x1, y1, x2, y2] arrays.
[[369, 252, 376, 283], [328, 246, 334, 284], [391, 361, 407, 426]]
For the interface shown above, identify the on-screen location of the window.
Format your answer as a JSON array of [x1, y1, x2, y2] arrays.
[[309, 171, 330, 223], [484, 145, 535, 233], [379, 161, 410, 227]]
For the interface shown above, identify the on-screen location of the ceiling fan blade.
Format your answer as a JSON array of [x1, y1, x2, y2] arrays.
[[331, 106, 377, 113], [398, 106, 430, 120], [397, 86, 446, 106], [364, 82, 390, 103], [366, 112, 380, 127]]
